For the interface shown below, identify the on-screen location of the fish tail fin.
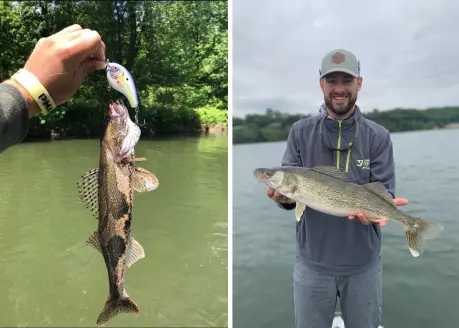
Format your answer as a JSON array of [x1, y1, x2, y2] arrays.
[[96, 296, 139, 325], [404, 218, 443, 257]]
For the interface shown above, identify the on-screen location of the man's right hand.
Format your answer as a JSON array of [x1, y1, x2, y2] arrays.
[[266, 187, 296, 204], [27, 24, 106, 104], [6, 24, 107, 117]]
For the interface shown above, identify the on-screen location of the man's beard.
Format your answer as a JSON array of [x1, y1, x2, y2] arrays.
[[324, 92, 357, 117]]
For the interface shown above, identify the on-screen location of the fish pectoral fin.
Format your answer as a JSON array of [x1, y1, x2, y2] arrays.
[[85, 231, 102, 253], [77, 168, 99, 218], [310, 165, 349, 181], [125, 237, 145, 268], [362, 182, 396, 207], [121, 157, 147, 165], [295, 202, 306, 222], [132, 167, 159, 192]]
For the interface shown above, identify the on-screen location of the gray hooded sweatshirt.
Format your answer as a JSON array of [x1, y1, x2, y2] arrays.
[[0, 83, 29, 154], [279, 104, 396, 275]]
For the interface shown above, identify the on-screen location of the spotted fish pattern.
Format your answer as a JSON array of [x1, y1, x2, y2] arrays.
[[77, 100, 159, 325]]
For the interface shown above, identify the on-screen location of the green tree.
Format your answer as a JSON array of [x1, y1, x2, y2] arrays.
[[0, 0, 228, 139], [233, 106, 459, 144]]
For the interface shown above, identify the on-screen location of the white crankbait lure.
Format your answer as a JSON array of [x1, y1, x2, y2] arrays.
[[106, 61, 139, 108], [105, 60, 144, 126]]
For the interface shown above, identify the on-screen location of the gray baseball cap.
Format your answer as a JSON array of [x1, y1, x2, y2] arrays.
[[319, 49, 360, 78]]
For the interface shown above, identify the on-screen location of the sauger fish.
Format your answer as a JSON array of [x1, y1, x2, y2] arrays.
[[77, 100, 159, 325], [253, 165, 442, 257]]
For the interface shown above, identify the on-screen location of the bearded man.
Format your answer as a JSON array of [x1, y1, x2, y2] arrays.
[[266, 49, 408, 328]]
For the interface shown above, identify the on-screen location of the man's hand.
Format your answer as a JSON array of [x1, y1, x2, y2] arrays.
[[348, 198, 409, 227], [8, 24, 107, 117], [266, 187, 296, 204]]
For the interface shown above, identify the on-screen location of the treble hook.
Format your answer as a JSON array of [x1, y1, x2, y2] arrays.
[[135, 107, 146, 127]]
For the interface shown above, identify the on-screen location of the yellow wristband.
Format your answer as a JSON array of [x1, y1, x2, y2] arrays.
[[10, 68, 56, 114]]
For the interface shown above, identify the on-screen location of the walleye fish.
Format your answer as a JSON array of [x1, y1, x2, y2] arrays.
[[253, 165, 442, 257], [77, 100, 159, 325]]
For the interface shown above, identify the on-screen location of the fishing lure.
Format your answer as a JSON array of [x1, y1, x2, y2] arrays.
[[105, 60, 144, 125]]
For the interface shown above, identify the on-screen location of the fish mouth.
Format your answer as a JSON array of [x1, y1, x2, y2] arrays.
[[253, 168, 273, 184], [106, 100, 127, 118]]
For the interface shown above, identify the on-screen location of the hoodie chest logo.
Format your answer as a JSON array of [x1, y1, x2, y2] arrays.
[[356, 159, 370, 169]]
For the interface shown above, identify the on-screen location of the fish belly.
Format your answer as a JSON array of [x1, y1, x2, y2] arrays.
[[294, 188, 391, 221], [295, 194, 354, 217]]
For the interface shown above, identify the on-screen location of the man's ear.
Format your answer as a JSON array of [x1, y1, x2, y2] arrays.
[[357, 76, 363, 92]]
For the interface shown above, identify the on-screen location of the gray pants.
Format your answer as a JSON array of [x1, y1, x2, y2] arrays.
[[293, 258, 382, 328]]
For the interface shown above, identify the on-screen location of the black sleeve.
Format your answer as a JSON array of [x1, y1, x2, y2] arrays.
[[0, 83, 30, 154]]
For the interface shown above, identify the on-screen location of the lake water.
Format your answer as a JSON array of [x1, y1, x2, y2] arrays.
[[233, 128, 459, 328], [0, 135, 228, 327]]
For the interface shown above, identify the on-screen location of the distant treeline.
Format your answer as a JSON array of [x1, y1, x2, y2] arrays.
[[233, 107, 459, 144], [0, 1, 228, 139]]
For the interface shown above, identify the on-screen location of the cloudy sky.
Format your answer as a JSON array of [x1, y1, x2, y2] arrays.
[[232, 0, 459, 118]]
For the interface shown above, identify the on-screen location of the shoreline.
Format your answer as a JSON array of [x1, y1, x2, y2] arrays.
[[233, 125, 458, 145], [22, 123, 228, 142]]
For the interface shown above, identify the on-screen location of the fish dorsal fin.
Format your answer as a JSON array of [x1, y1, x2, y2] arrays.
[[295, 202, 306, 222], [363, 182, 396, 208], [310, 165, 349, 181], [125, 237, 145, 268], [132, 167, 159, 193], [77, 168, 99, 218]]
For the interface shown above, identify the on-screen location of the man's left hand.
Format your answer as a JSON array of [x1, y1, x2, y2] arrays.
[[348, 198, 409, 227]]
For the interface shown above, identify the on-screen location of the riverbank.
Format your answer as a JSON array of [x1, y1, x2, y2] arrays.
[[233, 124, 456, 145], [23, 103, 228, 141], [201, 123, 228, 136], [22, 123, 228, 142]]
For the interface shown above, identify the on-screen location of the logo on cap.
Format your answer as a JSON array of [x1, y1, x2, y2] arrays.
[[331, 52, 345, 64]]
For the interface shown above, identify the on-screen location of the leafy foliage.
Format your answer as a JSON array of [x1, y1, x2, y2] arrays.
[[0, 0, 228, 138], [196, 105, 228, 125]]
